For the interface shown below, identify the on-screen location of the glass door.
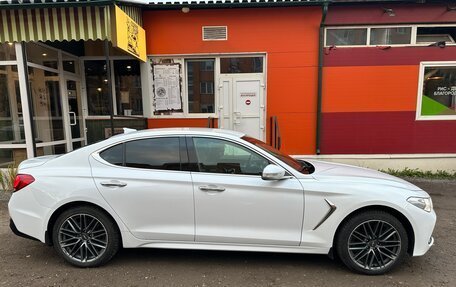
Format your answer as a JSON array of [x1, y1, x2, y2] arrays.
[[65, 79, 85, 150]]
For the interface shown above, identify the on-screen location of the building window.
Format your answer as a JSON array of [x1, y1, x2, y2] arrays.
[[200, 82, 214, 94], [0, 61, 24, 167], [26, 42, 58, 69], [326, 28, 368, 46], [85, 60, 143, 116], [220, 57, 263, 73], [370, 27, 411, 45], [114, 60, 142, 116], [418, 63, 456, 120], [325, 25, 456, 47], [187, 59, 215, 114], [0, 43, 16, 61], [417, 27, 456, 45], [85, 60, 110, 116]]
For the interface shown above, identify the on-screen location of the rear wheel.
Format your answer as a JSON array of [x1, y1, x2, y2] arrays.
[[52, 206, 120, 267], [336, 210, 408, 275]]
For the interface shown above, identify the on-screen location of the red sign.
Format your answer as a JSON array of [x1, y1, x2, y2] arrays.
[[245, 99, 251, 105]]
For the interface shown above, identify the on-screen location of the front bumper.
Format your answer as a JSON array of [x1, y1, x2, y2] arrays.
[[408, 207, 436, 257]]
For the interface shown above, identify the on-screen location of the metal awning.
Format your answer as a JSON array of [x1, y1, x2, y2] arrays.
[[0, 6, 111, 43], [0, 1, 142, 43]]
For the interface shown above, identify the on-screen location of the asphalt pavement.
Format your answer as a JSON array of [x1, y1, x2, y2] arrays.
[[0, 178, 455, 287]]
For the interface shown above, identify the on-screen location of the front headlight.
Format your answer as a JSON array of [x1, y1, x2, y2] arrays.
[[407, 196, 433, 212]]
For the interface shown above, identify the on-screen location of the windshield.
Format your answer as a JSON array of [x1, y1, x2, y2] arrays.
[[242, 136, 314, 174]]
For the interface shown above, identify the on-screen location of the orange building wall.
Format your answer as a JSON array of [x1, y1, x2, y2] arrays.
[[322, 65, 419, 113], [143, 7, 321, 155]]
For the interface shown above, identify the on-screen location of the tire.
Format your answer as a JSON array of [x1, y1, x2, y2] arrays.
[[52, 206, 120, 267], [335, 210, 408, 275]]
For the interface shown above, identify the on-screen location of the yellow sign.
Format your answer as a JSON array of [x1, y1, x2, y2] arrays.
[[112, 5, 147, 62]]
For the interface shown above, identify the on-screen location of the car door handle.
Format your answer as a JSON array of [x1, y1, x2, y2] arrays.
[[198, 185, 225, 192], [100, 180, 127, 187]]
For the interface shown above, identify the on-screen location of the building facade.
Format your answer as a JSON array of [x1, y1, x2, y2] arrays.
[[1, 0, 456, 169]]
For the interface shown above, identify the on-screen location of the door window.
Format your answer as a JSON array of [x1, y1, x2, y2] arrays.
[[220, 57, 263, 73], [192, 137, 269, 175], [99, 137, 181, 170], [125, 137, 181, 170]]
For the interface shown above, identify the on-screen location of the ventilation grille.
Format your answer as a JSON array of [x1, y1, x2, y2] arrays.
[[202, 26, 228, 41]]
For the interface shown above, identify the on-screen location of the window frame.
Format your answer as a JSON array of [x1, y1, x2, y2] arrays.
[[324, 24, 456, 48], [148, 53, 266, 119], [81, 56, 145, 119], [96, 136, 187, 171], [416, 61, 456, 121]]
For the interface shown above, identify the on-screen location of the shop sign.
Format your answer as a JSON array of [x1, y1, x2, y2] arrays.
[[112, 5, 147, 62], [433, 86, 456, 96]]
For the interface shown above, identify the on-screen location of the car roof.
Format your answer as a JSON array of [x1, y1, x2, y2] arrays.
[[113, 127, 246, 139]]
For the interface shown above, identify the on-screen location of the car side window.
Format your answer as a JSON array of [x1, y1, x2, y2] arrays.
[[192, 137, 269, 175], [125, 137, 181, 171], [99, 143, 124, 166]]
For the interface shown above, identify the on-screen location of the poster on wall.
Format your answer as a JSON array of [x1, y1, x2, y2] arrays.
[[152, 63, 182, 112]]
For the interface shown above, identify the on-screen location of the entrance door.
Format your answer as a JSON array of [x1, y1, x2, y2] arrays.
[[220, 75, 265, 140], [65, 79, 86, 150]]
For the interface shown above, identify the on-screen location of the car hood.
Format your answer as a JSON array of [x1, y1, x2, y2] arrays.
[[306, 160, 422, 191]]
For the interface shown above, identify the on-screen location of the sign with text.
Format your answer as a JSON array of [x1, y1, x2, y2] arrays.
[[112, 5, 146, 62], [152, 64, 182, 111]]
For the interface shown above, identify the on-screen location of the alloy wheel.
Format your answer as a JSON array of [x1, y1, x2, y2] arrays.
[[348, 220, 402, 271], [58, 213, 108, 263]]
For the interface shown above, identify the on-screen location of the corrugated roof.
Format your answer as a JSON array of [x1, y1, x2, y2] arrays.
[[0, 0, 114, 9], [0, 0, 424, 9]]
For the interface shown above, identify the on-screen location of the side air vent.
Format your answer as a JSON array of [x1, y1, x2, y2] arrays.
[[202, 26, 228, 41]]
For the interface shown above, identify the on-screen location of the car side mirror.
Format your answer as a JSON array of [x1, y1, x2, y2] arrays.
[[262, 164, 286, 180]]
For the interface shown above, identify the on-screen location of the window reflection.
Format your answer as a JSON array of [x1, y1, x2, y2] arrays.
[[187, 59, 215, 113], [85, 60, 110, 116], [114, 60, 142, 116]]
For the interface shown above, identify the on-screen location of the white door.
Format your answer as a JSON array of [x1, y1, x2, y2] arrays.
[[220, 75, 265, 140], [90, 136, 195, 241], [190, 136, 304, 246]]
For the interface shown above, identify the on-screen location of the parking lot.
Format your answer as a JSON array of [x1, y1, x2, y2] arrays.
[[0, 178, 455, 287]]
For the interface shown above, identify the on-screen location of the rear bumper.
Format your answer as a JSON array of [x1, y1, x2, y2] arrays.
[[9, 219, 40, 242], [8, 191, 50, 243]]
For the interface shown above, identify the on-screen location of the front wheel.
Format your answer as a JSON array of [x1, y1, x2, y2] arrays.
[[335, 210, 409, 275], [52, 206, 120, 267]]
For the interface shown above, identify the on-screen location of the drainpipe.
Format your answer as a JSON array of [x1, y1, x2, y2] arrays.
[[316, 1, 329, 155]]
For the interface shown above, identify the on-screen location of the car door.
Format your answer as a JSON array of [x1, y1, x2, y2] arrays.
[[90, 136, 194, 241], [189, 136, 304, 246]]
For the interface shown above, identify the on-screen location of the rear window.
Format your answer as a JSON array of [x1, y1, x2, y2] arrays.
[[99, 144, 123, 166]]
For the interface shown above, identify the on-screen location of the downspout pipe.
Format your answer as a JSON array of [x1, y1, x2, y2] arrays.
[[316, 1, 329, 155]]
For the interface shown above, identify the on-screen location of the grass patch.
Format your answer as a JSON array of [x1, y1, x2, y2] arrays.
[[0, 164, 18, 192], [380, 167, 456, 179]]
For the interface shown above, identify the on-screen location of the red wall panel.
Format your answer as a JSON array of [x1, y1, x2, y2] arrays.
[[326, 3, 456, 25], [321, 111, 456, 154], [324, 46, 456, 67]]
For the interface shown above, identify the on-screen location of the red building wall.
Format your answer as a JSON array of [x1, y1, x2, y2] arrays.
[[143, 7, 321, 155], [321, 4, 456, 154]]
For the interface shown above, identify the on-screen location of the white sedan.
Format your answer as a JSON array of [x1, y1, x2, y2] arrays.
[[8, 128, 435, 275]]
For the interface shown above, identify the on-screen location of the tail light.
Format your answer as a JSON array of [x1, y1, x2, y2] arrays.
[[13, 174, 35, 192]]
